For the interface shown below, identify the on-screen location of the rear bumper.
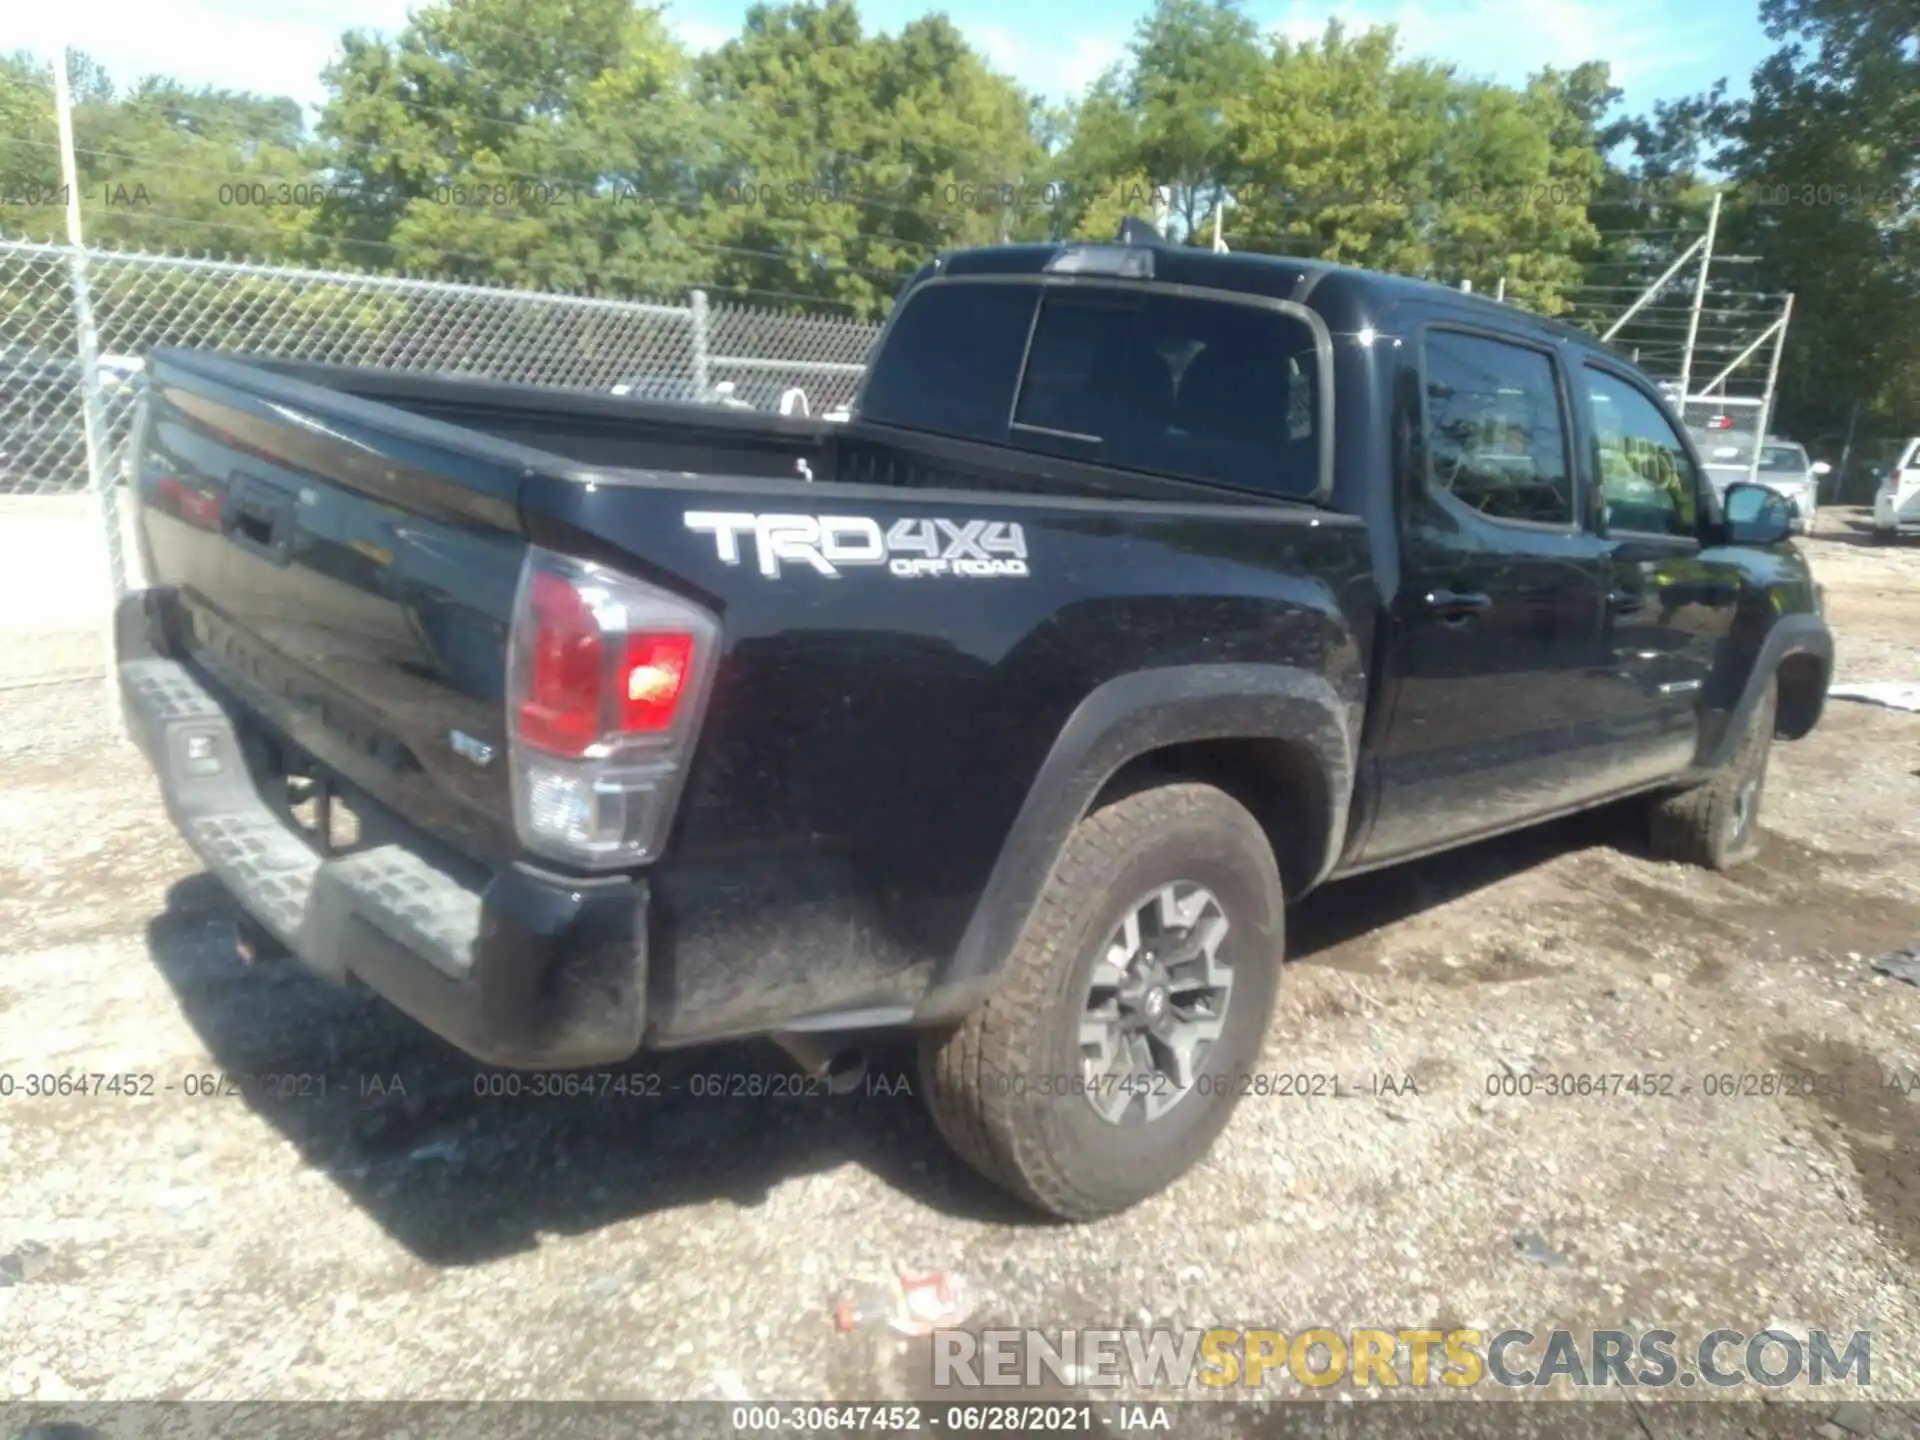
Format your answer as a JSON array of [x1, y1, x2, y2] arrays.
[[117, 592, 648, 1070], [1872, 495, 1920, 531]]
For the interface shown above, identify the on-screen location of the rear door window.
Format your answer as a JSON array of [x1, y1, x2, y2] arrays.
[[1419, 330, 1574, 526]]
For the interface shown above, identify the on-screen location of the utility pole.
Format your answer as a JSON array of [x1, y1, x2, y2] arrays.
[[1495, 276, 1506, 303], [1836, 396, 1862, 501], [1677, 189, 1721, 400], [1748, 290, 1794, 489], [1211, 198, 1225, 253], [54, 47, 124, 733]]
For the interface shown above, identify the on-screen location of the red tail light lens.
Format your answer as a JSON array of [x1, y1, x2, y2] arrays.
[[506, 549, 721, 869], [621, 632, 694, 733], [153, 475, 222, 531], [519, 570, 604, 757]]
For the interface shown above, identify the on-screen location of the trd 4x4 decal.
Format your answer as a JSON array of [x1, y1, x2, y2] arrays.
[[684, 512, 1030, 580]]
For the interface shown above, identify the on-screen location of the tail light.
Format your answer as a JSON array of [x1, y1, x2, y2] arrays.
[[505, 547, 721, 869]]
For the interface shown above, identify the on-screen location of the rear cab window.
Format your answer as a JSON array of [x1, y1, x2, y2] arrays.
[[858, 278, 1327, 500], [854, 283, 1035, 443]]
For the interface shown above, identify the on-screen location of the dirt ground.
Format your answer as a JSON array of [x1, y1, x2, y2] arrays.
[[2, 507, 1918, 1420]]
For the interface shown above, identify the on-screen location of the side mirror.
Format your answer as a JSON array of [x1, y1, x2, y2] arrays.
[[1811, 460, 1832, 476], [1724, 482, 1794, 545]]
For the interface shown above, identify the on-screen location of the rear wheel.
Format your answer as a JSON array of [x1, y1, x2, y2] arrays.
[[919, 782, 1284, 1220], [1646, 677, 1776, 871]]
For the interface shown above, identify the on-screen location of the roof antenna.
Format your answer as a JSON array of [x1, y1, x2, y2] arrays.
[[1116, 215, 1165, 247]]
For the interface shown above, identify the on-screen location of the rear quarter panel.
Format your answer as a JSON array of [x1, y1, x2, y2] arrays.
[[521, 471, 1373, 1043]]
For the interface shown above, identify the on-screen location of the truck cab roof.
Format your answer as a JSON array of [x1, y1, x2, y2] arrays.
[[918, 241, 1611, 356]]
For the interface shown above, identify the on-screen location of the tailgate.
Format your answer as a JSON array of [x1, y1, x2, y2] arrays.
[[131, 351, 534, 866]]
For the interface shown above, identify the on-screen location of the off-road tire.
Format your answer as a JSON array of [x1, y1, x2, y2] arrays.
[[1647, 676, 1777, 871], [918, 783, 1284, 1221]]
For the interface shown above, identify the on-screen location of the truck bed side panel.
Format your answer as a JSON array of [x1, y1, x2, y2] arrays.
[[521, 472, 1372, 1043]]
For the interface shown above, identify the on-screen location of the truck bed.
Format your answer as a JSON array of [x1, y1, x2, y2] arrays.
[[126, 348, 1372, 1049]]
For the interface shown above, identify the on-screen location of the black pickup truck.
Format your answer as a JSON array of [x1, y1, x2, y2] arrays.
[[116, 238, 1832, 1220]]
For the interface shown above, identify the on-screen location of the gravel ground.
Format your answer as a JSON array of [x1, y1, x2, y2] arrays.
[[2, 508, 1919, 1417]]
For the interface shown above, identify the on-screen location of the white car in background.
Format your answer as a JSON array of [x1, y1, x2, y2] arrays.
[[1691, 434, 1829, 535], [1872, 437, 1920, 542]]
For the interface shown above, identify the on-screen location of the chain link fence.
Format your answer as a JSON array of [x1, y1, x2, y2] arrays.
[[0, 234, 882, 609]]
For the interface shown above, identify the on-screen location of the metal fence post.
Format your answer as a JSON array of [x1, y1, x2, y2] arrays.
[[1749, 291, 1794, 490], [1678, 189, 1722, 400], [689, 289, 711, 400], [52, 49, 125, 733]]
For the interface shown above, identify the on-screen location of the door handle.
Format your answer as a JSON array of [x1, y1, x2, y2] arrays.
[[1607, 590, 1646, 614], [1424, 590, 1492, 623]]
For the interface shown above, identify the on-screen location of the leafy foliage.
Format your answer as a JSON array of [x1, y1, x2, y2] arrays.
[[1704, 0, 1920, 446], [0, 0, 1910, 439]]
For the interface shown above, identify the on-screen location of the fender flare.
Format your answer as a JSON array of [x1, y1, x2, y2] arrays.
[[913, 664, 1357, 1023], [1697, 612, 1833, 772]]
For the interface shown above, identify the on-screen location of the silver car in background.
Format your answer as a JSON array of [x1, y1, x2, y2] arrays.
[[1689, 433, 1830, 535]]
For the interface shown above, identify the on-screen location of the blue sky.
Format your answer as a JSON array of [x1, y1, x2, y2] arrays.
[[18, 0, 1767, 119]]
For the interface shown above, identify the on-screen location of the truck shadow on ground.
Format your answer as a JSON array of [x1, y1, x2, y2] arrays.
[[1286, 808, 1624, 968], [142, 811, 1622, 1266], [143, 873, 1035, 1262]]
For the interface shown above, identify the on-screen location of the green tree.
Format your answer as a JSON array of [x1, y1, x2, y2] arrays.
[[1224, 24, 1601, 311], [74, 79, 316, 257], [693, 1, 1048, 315], [1054, 0, 1262, 240], [0, 49, 114, 243], [1224, 25, 1448, 266], [1706, 0, 1920, 446], [314, 0, 712, 295], [0, 51, 311, 259]]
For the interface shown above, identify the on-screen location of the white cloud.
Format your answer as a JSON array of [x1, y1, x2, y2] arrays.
[[15, 0, 411, 110], [1058, 33, 1130, 97], [664, 12, 736, 53], [1270, 0, 1714, 96], [972, 24, 1128, 100]]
